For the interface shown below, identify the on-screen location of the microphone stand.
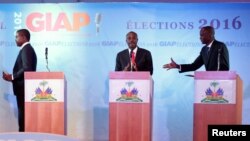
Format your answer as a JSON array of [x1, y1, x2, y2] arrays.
[[217, 48, 222, 71], [46, 58, 50, 72], [95, 13, 101, 35], [45, 48, 50, 72]]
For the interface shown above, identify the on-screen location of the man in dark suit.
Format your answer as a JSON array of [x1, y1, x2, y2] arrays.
[[115, 31, 153, 75], [163, 26, 229, 72], [2, 29, 37, 132]]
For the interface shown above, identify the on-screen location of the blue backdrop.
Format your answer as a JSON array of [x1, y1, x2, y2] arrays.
[[0, 2, 250, 141]]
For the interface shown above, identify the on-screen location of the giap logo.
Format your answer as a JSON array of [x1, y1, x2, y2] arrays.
[[26, 12, 90, 32]]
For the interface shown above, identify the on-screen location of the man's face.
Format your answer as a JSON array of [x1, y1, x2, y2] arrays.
[[15, 32, 24, 47], [126, 32, 138, 49], [200, 28, 211, 45]]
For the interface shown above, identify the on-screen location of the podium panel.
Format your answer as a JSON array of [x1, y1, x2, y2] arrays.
[[24, 72, 66, 135], [193, 71, 242, 141], [109, 72, 153, 141]]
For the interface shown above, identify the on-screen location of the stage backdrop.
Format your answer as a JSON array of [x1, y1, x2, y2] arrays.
[[0, 2, 250, 141]]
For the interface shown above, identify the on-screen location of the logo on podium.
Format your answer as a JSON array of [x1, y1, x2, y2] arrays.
[[116, 81, 143, 102], [31, 80, 57, 101], [201, 81, 228, 103], [195, 79, 236, 104], [109, 79, 150, 103]]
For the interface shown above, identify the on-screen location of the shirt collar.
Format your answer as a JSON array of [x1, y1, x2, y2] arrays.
[[128, 47, 138, 54], [207, 40, 214, 48], [20, 42, 30, 50]]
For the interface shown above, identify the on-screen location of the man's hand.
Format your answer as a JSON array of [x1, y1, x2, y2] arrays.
[[2, 71, 12, 81], [163, 58, 180, 70], [123, 63, 130, 71], [131, 60, 138, 71]]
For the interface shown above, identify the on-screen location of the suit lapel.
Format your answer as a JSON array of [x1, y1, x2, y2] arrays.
[[206, 41, 217, 65], [125, 49, 130, 64], [135, 47, 141, 63], [202, 46, 209, 66], [13, 49, 22, 72]]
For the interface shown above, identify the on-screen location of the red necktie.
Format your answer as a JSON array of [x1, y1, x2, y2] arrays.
[[131, 52, 135, 64]]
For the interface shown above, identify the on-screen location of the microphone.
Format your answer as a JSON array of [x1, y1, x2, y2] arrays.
[[45, 47, 48, 60], [95, 13, 101, 34], [217, 47, 222, 71], [45, 47, 50, 72]]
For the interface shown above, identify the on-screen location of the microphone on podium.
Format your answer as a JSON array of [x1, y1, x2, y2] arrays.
[[45, 47, 50, 72], [45, 47, 48, 60], [95, 13, 101, 34], [217, 47, 222, 71]]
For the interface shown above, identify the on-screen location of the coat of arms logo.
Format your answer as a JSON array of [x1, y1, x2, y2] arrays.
[[116, 81, 143, 102], [31, 80, 57, 101], [201, 81, 228, 103]]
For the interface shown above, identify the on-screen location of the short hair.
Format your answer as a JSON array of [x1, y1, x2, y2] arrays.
[[126, 31, 138, 38], [202, 26, 215, 36], [17, 29, 30, 41]]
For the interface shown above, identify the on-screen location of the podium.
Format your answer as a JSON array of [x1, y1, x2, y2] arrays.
[[193, 71, 243, 141], [109, 72, 153, 141], [24, 72, 66, 135]]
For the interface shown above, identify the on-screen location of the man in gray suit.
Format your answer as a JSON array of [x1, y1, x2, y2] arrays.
[[2, 29, 37, 132], [163, 26, 229, 72], [115, 31, 153, 75]]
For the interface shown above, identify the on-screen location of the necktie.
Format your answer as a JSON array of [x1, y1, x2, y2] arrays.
[[131, 51, 136, 71], [207, 47, 210, 54], [205, 46, 210, 57], [131, 51, 135, 64]]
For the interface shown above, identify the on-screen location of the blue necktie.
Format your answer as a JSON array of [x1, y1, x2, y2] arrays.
[[205, 46, 210, 56]]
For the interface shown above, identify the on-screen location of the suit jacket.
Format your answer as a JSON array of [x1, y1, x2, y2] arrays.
[[180, 40, 229, 73], [12, 43, 37, 96], [115, 47, 153, 75]]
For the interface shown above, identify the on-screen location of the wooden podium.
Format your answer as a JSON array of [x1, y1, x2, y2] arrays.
[[24, 72, 66, 135], [109, 72, 153, 141], [193, 71, 243, 141]]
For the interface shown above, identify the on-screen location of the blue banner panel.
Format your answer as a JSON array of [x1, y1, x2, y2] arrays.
[[0, 3, 250, 141]]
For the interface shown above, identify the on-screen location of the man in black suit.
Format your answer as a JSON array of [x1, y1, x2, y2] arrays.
[[2, 29, 37, 132], [115, 31, 153, 75], [163, 26, 229, 72]]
